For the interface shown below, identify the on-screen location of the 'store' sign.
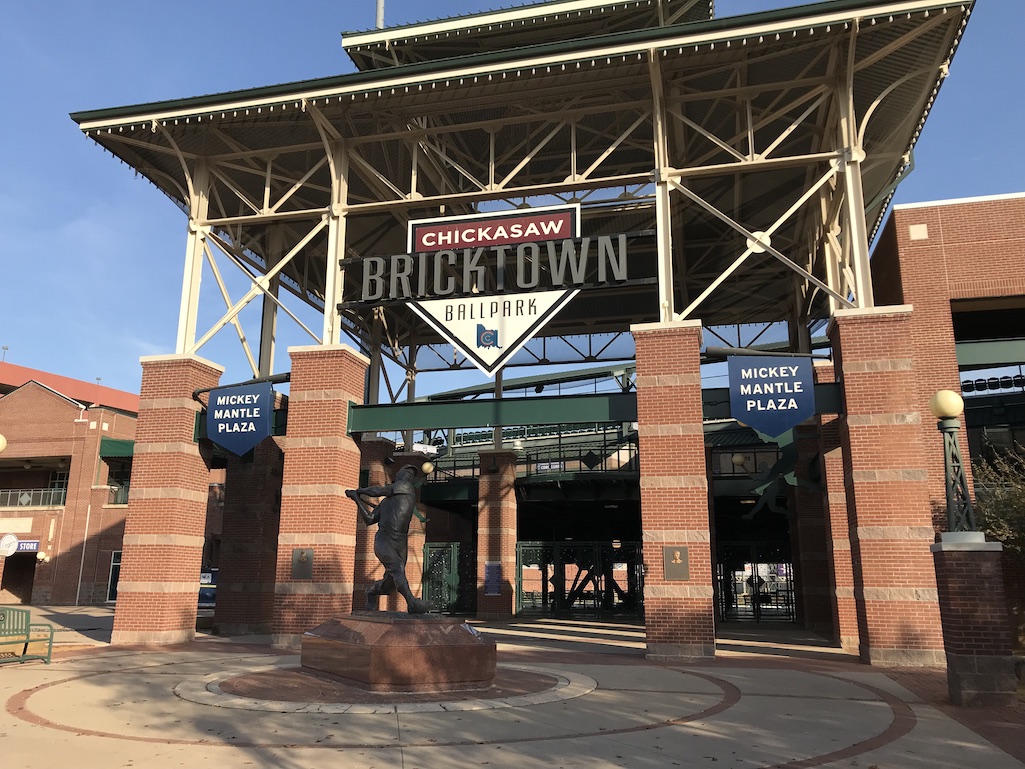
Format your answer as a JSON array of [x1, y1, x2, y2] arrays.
[[206, 382, 274, 456], [728, 356, 815, 438]]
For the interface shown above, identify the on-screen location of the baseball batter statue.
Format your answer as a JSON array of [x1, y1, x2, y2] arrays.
[[346, 464, 432, 614]]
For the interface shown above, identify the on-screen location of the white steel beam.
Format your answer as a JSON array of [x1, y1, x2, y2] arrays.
[[323, 143, 349, 345], [175, 161, 209, 354]]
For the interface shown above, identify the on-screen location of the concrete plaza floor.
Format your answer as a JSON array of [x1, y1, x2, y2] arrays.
[[1, 607, 1022, 769]]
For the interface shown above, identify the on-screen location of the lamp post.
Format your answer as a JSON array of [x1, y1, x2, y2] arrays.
[[928, 389, 977, 533]]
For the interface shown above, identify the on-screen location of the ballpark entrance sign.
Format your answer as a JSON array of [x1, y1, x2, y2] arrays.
[[410, 289, 579, 378], [404, 206, 583, 378], [728, 356, 815, 438]]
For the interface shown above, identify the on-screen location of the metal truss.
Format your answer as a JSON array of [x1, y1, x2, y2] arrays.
[[75, 1, 968, 405]]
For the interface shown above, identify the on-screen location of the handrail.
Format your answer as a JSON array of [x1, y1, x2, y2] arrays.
[[0, 488, 67, 507]]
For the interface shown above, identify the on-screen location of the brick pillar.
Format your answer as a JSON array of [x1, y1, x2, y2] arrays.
[[271, 344, 367, 649], [816, 362, 860, 653], [830, 307, 944, 666], [216, 430, 284, 636], [352, 436, 394, 612], [476, 449, 517, 619], [792, 422, 832, 633], [632, 320, 713, 662], [932, 533, 1017, 706], [111, 354, 223, 645]]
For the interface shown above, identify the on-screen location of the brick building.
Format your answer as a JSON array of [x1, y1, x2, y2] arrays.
[[0, 362, 223, 606], [63, 0, 1018, 679]]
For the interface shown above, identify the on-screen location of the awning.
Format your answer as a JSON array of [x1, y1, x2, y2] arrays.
[[99, 437, 134, 458]]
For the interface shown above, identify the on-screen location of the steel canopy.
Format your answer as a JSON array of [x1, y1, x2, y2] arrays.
[[71, 0, 972, 382]]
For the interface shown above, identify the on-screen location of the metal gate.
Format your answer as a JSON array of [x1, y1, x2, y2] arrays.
[[516, 541, 643, 619], [422, 542, 460, 613], [717, 542, 795, 623]]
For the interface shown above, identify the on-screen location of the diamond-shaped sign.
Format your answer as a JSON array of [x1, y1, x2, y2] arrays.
[[410, 289, 579, 378], [728, 355, 815, 438]]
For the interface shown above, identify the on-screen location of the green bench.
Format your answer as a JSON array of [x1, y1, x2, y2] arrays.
[[0, 607, 54, 665]]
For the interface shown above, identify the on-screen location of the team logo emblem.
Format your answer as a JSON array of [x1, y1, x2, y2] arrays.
[[477, 324, 501, 349]]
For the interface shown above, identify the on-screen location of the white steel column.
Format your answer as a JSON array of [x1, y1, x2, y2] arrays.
[[649, 51, 675, 322], [322, 143, 349, 345], [367, 309, 384, 406], [838, 30, 874, 309], [258, 226, 284, 376], [175, 161, 210, 354]]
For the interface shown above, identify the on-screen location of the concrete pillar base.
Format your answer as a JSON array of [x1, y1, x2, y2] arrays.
[[946, 653, 1019, 707], [645, 643, 715, 662]]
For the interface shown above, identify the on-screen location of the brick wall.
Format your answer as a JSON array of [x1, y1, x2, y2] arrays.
[[632, 320, 714, 661], [216, 433, 284, 635], [934, 548, 1011, 656], [872, 195, 1025, 527], [814, 363, 860, 652], [829, 308, 944, 665], [792, 422, 832, 632], [0, 383, 137, 605], [271, 344, 367, 649], [111, 354, 223, 644], [476, 449, 517, 619]]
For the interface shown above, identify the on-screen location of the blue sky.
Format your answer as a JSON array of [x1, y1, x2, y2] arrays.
[[0, 0, 1021, 395]]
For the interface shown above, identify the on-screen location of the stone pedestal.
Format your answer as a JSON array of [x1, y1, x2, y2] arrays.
[[300, 612, 496, 692], [932, 532, 1017, 707]]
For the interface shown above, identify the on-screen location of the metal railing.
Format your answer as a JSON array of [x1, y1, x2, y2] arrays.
[[0, 488, 67, 507], [108, 485, 130, 505], [427, 437, 639, 481]]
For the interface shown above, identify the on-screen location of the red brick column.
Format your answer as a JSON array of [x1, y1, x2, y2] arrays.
[[111, 354, 223, 645], [216, 430, 284, 636], [271, 344, 367, 649], [932, 533, 1016, 706], [830, 307, 944, 666], [352, 436, 394, 612], [476, 449, 517, 619], [815, 362, 860, 652], [632, 320, 713, 662], [792, 422, 832, 632]]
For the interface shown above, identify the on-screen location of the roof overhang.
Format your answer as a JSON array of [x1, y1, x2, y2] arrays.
[[70, 0, 973, 359]]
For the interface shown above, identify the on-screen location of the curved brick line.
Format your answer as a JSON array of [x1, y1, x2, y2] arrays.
[[5, 664, 733, 749], [759, 674, 917, 769], [5, 661, 911, 759]]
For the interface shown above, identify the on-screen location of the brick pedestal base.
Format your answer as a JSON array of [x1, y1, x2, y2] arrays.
[[271, 344, 367, 649], [632, 320, 714, 661], [932, 532, 1017, 706], [111, 354, 223, 645], [830, 307, 944, 666], [476, 450, 517, 619]]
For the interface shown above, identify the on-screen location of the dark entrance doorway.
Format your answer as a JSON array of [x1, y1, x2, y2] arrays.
[[516, 540, 642, 618], [0, 553, 37, 604], [717, 541, 795, 622]]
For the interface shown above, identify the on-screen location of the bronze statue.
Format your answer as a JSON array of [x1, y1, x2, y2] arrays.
[[346, 465, 432, 614]]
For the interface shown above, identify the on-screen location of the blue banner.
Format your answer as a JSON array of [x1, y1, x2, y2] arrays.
[[206, 381, 274, 456], [728, 356, 815, 438]]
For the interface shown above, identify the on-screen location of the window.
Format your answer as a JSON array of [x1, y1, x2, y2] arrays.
[[106, 551, 122, 602]]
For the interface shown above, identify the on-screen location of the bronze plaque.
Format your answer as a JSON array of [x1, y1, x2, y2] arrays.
[[292, 548, 314, 579], [663, 546, 689, 581]]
